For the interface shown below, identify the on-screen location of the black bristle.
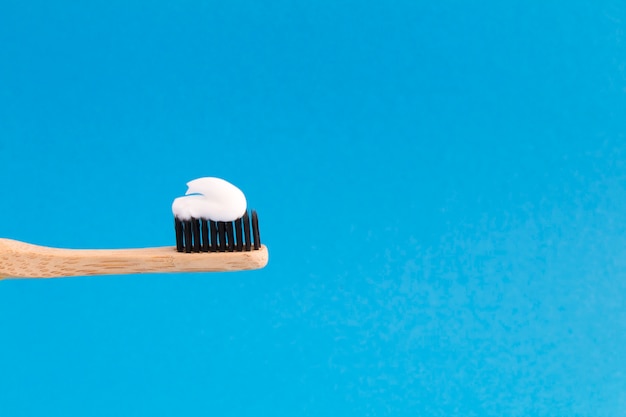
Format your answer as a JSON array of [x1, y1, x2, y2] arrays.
[[184, 220, 192, 253], [174, 210, 262, 254], [209, 220, 218, 252], [226, 222, 234, 252], [234, 217, 243, 251], [252, 210, 260, 250], [192, 218, 201, 252], [218, 222, 226, 252], [243, 211, 251, 251], [175, 218, 184, 252], [201, 220, 209, 252]]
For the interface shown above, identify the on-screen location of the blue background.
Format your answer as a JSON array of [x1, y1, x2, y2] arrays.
[[1, 1, 626, 415]]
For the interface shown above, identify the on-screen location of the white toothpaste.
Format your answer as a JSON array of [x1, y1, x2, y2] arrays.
[[172, 177, 247, 222]]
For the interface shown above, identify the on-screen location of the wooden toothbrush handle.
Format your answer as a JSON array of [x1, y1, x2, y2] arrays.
[[0, 238, 268, 279]]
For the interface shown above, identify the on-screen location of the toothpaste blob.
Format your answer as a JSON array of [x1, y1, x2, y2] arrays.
[[172, 177, 247, 221]]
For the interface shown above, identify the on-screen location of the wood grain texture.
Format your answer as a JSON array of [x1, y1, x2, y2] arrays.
[[0, 238, 268, 279]]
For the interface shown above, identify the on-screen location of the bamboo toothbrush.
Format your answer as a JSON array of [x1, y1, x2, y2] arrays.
[[0, 238, 268, 280], [0, 178, 268, 280]]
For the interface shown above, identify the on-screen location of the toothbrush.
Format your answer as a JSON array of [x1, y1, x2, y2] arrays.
[[0, 238, 268, 279], [0, 178, 268, 280]]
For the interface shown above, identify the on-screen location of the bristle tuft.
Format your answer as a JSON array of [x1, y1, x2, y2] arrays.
[[252, 210, 260, 250], [209, 220, 218, 252], [201, 220, 209, 252], [243, 211, 251, 251], [235, 217, 243, 252], [184, 220, 192, 253], [175, 218, 184, 252]]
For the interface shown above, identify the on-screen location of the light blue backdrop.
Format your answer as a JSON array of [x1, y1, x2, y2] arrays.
[[1, 1, 626, 415]]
